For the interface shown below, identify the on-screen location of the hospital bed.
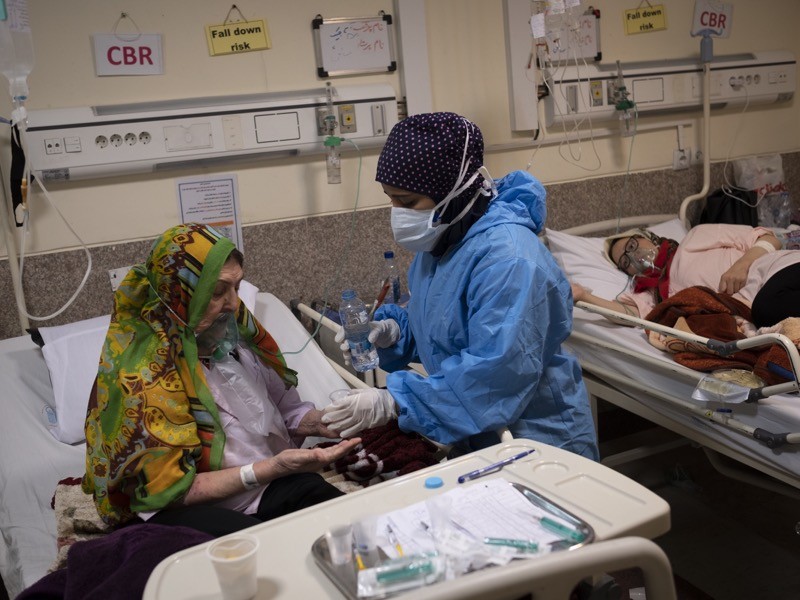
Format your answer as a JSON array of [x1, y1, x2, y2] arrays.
[[546, 215, 800, 496], [0, 289, 355, 598], [1, 288, 675, 599]]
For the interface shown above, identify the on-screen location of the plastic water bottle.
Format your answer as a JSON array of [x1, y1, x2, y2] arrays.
[[777, 229, 800, 250], [383, 251, 403, 305], [339, 289, 379, 372]]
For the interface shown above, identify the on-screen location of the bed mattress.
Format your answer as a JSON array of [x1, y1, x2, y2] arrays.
[[0, 335, 86, 598]]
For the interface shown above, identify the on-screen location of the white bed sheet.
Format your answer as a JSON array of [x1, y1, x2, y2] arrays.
[[0, 293, 351, 597], [0, 335, 86, 598]]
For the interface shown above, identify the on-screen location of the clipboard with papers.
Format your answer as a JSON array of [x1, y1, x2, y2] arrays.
[[311, 477, 595, 599]]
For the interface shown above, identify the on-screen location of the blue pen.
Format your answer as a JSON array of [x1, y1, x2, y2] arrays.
[[457, 449, 536, 483]]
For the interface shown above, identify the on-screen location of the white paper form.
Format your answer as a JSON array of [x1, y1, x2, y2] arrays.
[[447, 479, 562, 545], [175, 174, 244, 251], [375, 478, 573, 559]]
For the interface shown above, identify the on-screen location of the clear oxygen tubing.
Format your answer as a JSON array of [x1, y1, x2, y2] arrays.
[[679, 35, 713, 230], [613, 104, 638, 235], [13, 114, 93, 321], [270, 136, 363, 357]]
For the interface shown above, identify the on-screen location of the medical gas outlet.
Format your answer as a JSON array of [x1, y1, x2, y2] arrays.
[[23, 84, 398, 182], [543, 51, 795, 127]]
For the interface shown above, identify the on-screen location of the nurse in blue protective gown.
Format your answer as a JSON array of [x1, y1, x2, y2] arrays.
[[322, 112, 598, 460]]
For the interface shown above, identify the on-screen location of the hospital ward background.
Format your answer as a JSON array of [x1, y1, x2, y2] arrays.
[[1, 0, 800, 599]]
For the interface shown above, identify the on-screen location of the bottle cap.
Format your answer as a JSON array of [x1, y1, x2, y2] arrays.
[[424, 477, 443, 489], [341, 289, 356, 300], [384, 251, 394, 259]]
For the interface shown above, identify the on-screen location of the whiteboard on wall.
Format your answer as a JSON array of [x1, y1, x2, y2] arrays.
[[312, 14, 397, 77]]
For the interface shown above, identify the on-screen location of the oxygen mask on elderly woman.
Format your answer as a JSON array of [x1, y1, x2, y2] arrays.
[[196, 312, 239, 361]]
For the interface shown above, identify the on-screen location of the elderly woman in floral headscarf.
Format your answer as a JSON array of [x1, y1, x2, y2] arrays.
[[83, 223, 359, 536], [323, 112, 598, 460]]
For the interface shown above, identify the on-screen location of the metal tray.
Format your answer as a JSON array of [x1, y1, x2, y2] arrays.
[[311, 481, 595, 599]]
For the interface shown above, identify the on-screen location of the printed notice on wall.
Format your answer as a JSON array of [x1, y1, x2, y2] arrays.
[[624, 4, 667, 35], [205, 19, 271, 56], [176, 174, 244, 251]]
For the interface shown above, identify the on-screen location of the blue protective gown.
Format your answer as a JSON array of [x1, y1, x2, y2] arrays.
[[375, 170, 598, 460]]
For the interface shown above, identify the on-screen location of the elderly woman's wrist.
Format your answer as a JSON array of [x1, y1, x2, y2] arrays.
[[239, 463, 260, 490]]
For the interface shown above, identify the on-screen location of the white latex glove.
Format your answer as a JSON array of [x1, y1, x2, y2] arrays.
[[367, 318, 400, 348], [321, 388, 398, 438], [335, 319, 400, 365]]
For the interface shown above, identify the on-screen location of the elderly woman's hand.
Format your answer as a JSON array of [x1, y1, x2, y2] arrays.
[[267, 438, 361, 476], [296, 408, 340, 439]]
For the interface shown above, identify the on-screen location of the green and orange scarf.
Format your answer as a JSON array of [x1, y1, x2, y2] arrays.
[[83, 223, 297, 526]]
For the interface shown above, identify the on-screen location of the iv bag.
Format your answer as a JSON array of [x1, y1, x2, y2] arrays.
[[0, 0, 35, 102]]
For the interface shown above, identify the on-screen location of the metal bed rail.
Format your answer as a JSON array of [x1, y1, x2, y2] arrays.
[[575, 301, 800, 400], [572, 302, 800, 449]]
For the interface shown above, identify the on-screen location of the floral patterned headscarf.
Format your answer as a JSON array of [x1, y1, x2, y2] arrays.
[[83, 223, 296, 525]]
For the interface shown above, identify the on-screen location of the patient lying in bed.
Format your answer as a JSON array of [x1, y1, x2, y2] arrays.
[[569, 223, 800, 384], [571, 223, 799, 327]]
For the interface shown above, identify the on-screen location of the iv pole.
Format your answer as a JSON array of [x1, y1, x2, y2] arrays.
[[0, 133, 29, 334]]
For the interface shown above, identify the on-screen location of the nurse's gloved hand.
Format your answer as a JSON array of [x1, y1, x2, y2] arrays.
[[334, 319, 400, 365], [321, 388, 398, 438], [367, 318, 400, 348], [334, 327, 352, 366]]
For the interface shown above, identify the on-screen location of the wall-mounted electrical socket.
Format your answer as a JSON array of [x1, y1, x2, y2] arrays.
[[691, 149, 704, 166], [672, 148, 691, 170], [108, 266, 133, 291]]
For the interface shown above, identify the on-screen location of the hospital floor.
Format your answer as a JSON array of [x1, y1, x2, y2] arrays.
[[599, 404, 800, 600]]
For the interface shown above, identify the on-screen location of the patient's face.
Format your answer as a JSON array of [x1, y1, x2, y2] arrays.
[[382, 183, 436, 210], [195, 256, 243, 334], [610, 235, 658, 276]]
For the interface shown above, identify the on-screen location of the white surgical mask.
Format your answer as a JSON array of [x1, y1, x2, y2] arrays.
[[390, 118, 496, 252]]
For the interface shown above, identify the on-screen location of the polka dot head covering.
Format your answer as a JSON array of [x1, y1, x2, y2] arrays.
[[376, 112, 491, 256], [376, 112, 485, 204]]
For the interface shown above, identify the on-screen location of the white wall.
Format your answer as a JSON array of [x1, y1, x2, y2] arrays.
[[424, 0, 800, 182], [1, 0, 798, 258]]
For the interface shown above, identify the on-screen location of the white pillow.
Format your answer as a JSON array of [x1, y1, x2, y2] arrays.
[[39, 315, 110, 445], [238, 279, 259, 313], [546, 218, 688, 301], [37, 280, 261, 445]]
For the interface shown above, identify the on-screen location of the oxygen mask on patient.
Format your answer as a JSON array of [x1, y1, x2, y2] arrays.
[[196, 312, 239, 361], [618, 237, 660, 276]]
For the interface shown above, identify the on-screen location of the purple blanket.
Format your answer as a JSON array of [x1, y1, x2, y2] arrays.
[[17, 524, 212, 600]]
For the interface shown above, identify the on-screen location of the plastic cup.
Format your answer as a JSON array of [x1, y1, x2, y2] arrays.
[[325, 524, 354, 565], [352, 515, 378, 553], [206, 534, 259, 600]]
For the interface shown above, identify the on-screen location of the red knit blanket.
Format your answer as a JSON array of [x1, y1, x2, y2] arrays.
[[645, 286, 798, 386], [317, 420, 442, 488]]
